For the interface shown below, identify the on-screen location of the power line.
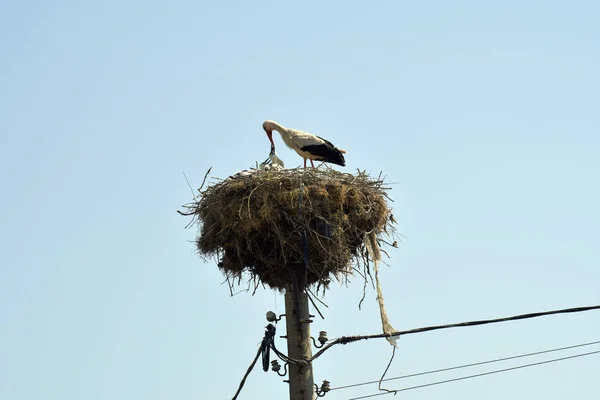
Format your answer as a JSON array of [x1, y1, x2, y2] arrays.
[[230, 305, 600, 398], [231, 346, 261, 400], [232, 323, 281, 400], [346, 349, 600, 399], [331, 339, 600, 391], [309, 305, 600, 361]]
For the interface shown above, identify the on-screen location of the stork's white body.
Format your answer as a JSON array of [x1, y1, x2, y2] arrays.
[[262, 120, 346, 168]]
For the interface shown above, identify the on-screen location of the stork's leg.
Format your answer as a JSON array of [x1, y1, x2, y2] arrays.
[[310, 159, 315, 168]]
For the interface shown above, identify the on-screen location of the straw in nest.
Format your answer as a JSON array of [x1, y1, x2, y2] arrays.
[[179, 167, 397, 293]]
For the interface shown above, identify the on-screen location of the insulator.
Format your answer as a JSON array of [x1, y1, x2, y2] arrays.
[[266, 311, 277, 322], [318, 331, 328, 345], [321, 380, 331, 393], [270, 360, 281, 372]]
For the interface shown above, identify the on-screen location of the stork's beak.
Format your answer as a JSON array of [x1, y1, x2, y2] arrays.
[[258, 156, 271, 171], [269, 142, 275, 155], [266, 130, 274, 146]]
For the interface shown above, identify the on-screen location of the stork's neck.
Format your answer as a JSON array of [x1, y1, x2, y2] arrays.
[[266, 121, 295, 149], [265, 120, 286, 133]]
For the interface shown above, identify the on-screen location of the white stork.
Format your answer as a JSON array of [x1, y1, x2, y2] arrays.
[[229, 144, 284, 179], [262, 143, 285, 170], [262, 120, 346, 168]]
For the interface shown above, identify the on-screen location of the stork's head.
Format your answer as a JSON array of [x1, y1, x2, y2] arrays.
[[262, 120, 276, 146]]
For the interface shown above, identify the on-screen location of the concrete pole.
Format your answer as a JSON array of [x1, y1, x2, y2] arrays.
[[284, 289, 314, 400]]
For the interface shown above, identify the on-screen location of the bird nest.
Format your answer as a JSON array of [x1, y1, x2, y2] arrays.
[[179, 167, 397, 292]]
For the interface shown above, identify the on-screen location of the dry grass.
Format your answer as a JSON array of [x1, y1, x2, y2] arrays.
[[179, 167, 397, 292]]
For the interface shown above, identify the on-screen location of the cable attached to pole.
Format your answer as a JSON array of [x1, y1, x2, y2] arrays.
[[231, 347, 262, 400], [309, 305, 600, 361]]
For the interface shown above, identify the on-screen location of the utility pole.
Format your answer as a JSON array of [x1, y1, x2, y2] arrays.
[[284, 288, 314, 400]]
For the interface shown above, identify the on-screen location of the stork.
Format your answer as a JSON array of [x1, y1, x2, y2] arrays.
[[229, 144, 284, 179], [261, 143, 285, 170], [262, 120, 346, 168]]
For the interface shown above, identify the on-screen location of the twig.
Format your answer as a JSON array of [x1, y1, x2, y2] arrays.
[[198, 167, 212, 192], [307, 288, 329, 308], [177, 209, 195, 216], [182, 171, 195, 198], [364, 258, 376, 290], [307, 290, 325, 320], [358, 273, 368, 311]]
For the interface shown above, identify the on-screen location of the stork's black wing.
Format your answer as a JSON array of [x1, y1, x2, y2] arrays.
[[300, 136, 346, 166]]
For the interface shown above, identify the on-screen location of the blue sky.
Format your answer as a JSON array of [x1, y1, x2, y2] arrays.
[[1, 1, 599, 399]]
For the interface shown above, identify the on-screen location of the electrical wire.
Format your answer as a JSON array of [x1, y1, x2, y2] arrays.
[[270, 340, 301, 365], [231, 346, 261, 400], [346, 349, 600, 399], [331, 339, 600, 391], [230, 305, 600, 398], [309, 304, 600, 361]]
